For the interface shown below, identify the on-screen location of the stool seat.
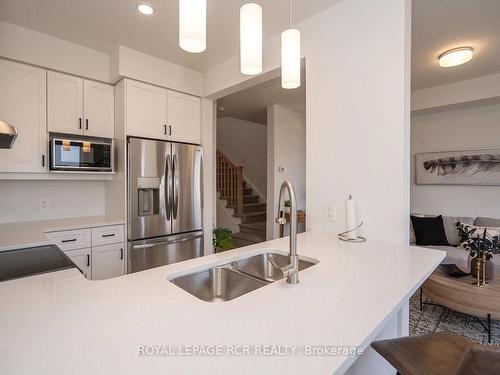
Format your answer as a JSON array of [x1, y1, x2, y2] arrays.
[[371, 332, 475, 375]]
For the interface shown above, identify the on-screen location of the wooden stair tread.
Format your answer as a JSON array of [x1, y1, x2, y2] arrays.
[[234, 211, 266, 218], [232, 232, 265, 243], [240, 222, 266, 231]]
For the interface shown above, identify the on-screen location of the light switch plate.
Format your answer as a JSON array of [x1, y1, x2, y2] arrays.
[[324, 205, 336, 222], [40, 198, 50, 211]]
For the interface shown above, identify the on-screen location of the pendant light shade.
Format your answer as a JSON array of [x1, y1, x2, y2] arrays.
[[281, 28, 301, 89], [240, 2, 262, 75], [179, 0, 207, 53]]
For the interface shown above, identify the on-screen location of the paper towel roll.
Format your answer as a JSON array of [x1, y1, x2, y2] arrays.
[[345, 195, 357, 240]]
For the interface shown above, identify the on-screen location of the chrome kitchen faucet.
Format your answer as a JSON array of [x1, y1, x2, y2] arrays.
[[273, 180, 299, 285]]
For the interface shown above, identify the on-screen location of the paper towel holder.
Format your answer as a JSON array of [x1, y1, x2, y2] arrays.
[[338, 221, 367, 242]]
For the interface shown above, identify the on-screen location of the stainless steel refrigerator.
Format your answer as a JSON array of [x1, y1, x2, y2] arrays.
[[127, 137, 203, 273]]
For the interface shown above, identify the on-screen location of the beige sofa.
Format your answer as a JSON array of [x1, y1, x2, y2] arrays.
[[410, 215, 500, 274]]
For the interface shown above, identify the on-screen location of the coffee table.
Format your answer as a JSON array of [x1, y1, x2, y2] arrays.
[[421, 268, 500, 343]]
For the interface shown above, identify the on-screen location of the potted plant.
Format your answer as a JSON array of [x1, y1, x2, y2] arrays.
[[212, 227, 234, 253], [461, 227, 500, 280], [283, 200, 291, 214]]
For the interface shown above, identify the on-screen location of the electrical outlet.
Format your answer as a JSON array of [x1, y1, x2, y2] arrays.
[[324, 205, 336, 222], [40, 198, 50, 212]]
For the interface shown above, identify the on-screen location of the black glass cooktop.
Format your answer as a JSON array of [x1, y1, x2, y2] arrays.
[[0, 245, 77, 282]]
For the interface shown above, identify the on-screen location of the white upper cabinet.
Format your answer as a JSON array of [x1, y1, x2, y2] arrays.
[[48, 71, 114, 138], [167, 90, 201, 144], [125, 80, 168, 140], [83, 80, 114, 138], [122, 79, 201, 144], [48, 71, 83, 135], [0, 59, 47, 173]]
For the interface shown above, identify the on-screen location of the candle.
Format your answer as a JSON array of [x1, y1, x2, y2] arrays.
[[345, 195, 357, 240]]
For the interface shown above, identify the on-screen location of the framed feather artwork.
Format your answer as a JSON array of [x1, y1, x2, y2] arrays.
[[415, 148, 500, 185]]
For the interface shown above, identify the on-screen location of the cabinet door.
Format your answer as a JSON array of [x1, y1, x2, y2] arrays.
[[92, 243, 125, 280], [125, 80, 167, 140], [65, 247, 92, 279], [83, 80, 114, 138], [167, 91, 201, 144], [0, 59, 47, 173], [48, 71, 83, 135]]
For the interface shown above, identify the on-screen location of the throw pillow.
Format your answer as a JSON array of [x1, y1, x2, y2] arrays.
[[457, 222, 500, 251], [410, 215, 449, 246]]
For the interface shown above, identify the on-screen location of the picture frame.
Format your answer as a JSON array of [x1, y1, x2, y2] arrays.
[[415, 148, 500, 185]]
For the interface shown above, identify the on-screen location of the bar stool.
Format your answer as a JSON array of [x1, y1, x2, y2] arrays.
[[371, 332, 500, 375]]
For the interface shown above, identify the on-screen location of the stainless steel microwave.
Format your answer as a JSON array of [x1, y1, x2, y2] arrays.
[[49, 134, 113, 172]]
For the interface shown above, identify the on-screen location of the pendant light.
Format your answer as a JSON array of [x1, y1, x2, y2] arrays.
[[179, 0, 207, 53], [240, 1, 263, 75], [281, 0, 301, 89]]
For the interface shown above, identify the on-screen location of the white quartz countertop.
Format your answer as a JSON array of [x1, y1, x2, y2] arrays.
[[0, 231, 445, 375], [0, 216, 125, 251]]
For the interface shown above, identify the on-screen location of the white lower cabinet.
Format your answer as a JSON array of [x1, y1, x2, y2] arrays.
[[48, 224, 126, 280], [91, 243, 125, 280], [65, 247, 92, 279]]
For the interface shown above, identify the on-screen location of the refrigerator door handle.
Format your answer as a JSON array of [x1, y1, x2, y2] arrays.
[[166, 154, 173, 220], [132, 234, 203, 250], [173, 153, 180, 220], [133, 243, 164, 249]]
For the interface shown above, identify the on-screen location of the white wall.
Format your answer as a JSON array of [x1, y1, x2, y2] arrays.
[[201, 98, 216, 254], [112, 46, 203, 96], [0, 21, 110, 82], [206, 0, 411, 244], [267, 105, 306, 239], [412, 72, 500, 112], [0, 22, 203, 97], [411, 102, 500, 218], [217, 117, 267, 199], [0, 181, 105, 223]]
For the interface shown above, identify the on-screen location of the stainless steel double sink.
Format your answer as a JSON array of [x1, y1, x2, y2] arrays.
[[170, 252, 318, 302]]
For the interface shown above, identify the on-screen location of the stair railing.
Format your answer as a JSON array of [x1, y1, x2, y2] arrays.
[[216, 150, 244, 215]]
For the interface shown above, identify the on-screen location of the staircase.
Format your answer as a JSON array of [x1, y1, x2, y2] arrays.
[[216, 150, 266, 247]]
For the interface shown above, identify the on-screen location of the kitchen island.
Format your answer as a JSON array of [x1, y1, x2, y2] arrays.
[[0, 231, 444, 375]]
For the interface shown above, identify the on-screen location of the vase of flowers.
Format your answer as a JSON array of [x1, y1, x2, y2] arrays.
[[465, 228, 499, 280]]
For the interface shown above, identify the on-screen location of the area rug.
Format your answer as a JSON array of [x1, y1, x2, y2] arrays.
[[409, 292, 500, 345]]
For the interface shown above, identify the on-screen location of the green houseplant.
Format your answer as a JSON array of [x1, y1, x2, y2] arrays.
[[213, 227, 234, 253]]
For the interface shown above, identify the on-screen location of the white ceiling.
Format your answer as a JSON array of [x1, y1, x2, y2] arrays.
[[412, 0, 500, 90], [2, 1, 499, 89], [217, 70, 306, 124], [0, 0, 340, 73]]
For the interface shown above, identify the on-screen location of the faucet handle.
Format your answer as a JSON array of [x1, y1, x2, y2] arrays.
[[275, 217, 286, 225]]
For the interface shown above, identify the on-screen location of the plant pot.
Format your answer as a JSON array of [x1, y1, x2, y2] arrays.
[[470, 257, 494, 280]]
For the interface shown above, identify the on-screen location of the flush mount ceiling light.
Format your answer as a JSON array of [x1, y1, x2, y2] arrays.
[[137, 3, 154, 15], [438, 47, 474, 68], [281, 0, 300, 89], [240, 1, 263, 75], [179, 0, 207, 53]]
